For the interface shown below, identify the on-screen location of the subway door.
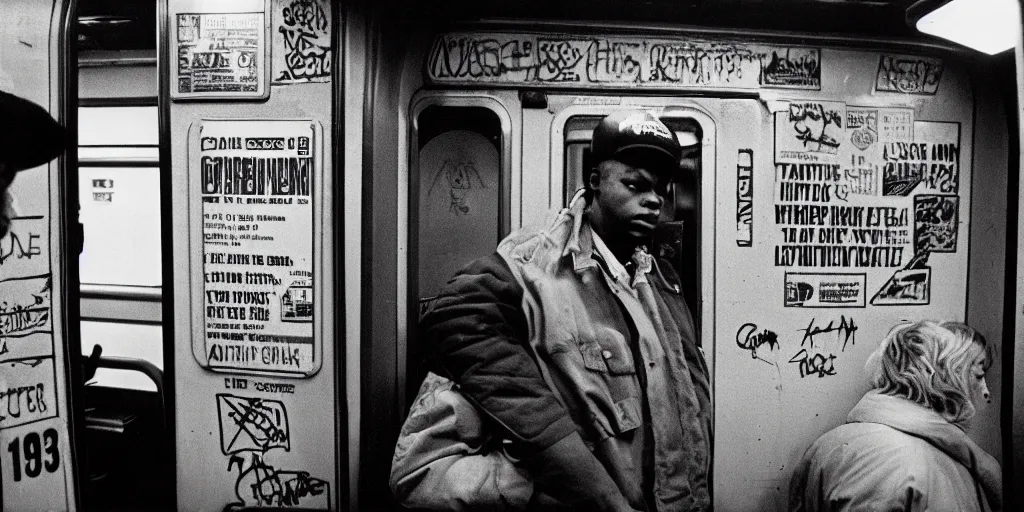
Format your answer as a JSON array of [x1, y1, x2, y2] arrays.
[[404, 91, 519, 400], [537, 97, 809, 509], [0, 0, 81, 511], [160, 0, 341, 510], [532, 98, 720, 325]]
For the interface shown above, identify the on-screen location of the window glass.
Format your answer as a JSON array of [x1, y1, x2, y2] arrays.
[[78, 167, 162, 286], [79, 106, 158, 146], [562, 114, 703, 319], [81, 321, 163, 391], [415, 106, 502, 313]]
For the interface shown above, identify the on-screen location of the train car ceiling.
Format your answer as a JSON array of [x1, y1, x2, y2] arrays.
[[71, 0, 1012, 55], [389, 0, 929, 38]]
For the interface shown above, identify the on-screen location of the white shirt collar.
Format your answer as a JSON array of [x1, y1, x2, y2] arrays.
[[591, 228, 632, 286]]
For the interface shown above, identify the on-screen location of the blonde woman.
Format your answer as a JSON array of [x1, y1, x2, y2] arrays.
[[790, 320, 1001, 511]]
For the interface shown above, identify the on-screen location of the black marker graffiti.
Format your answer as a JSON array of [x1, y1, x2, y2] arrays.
[[0, 277, 51, 340], [217, 394, 330, 509], [277, 0, 331, 82], [876, 55, 943, 95], [429, 36, 587, 82], [800, 315, 858, 352], [427, 159, 488, 215], [647, 42, 760, 85], [736, 323, 779, 363], [788, 103, 842, 152], [218, 394, 290, 454], [428, 34, 820, 90], [586, 39, 643, 83], [227, 454, 330, 508], [760, 49, 821, 88], [0, 231, 43, 266], [788, 349, 837, 378]]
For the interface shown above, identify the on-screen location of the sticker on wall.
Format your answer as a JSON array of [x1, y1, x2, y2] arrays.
[[91, 178, 114, 203], [843, 107, 881, 198], [914, 194, 959, 253], [774, 100, 845, 164], [871, 252, 931, 306], [271, 0, 332, 84], [191, 119, 322, 377], [875, 54, 943, 95], [882, 120, 959, 196], [784, 272, 866, 308], [171, 11, 270, 100], [736, 149, 753, 247]]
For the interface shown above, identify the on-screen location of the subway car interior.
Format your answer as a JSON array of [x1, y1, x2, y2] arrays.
[[0, 0, 1022, 510]]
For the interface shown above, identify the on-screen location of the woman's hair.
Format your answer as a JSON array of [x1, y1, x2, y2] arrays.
[[868, 320, 993, 425]]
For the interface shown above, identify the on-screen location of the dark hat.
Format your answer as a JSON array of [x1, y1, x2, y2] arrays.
[[591, 110, 681, 177], [0, 90, 67, 175]]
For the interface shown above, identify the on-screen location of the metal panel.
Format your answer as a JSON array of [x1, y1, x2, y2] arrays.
[[0, 0, 80, 510], [163, 0, 339, 509]]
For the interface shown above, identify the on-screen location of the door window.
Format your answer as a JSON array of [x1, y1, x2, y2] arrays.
[[562, 114, 703, 318], [414, 105, 505, 315]]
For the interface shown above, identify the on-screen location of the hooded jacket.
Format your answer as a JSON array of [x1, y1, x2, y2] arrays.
[[790, 390, 1002, 512], [414, 194, 712, 511]]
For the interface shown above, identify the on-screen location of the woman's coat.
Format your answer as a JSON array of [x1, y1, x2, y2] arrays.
[[790, 390, 1001, 512]]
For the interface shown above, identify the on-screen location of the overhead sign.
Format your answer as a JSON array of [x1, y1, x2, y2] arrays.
[[190, 119, 322, 377]]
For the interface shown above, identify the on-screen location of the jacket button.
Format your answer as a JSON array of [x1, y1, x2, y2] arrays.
[[601, 350, 613, 359]]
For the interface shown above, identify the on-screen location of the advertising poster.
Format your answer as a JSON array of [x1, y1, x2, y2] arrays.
[[173, 12, 268, 99], [195, 119, 318, 376], [784, 272, 866, 308]]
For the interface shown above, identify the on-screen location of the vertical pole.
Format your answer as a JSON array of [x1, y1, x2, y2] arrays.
[[1012, 0, 1024, 509]]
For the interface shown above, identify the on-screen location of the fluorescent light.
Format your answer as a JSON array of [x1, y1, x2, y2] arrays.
[[916, 0, 1020, 55]]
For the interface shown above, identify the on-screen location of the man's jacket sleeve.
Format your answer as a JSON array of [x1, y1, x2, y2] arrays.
[[419, 253, 578, 455]]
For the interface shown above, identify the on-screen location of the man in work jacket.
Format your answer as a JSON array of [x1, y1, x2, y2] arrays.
[[417, 110, 712, 511]]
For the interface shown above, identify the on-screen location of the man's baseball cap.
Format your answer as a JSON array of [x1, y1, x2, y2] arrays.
[[0, 90, 67, 176], [590, 110, 682, 177]]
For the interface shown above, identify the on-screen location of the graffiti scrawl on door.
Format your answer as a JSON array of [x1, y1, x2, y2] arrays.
[[217, 393, 330, 508], [272, 0, 332, 84]]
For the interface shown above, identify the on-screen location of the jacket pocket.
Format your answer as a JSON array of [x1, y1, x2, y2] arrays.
[[578, 328, 636, 376]]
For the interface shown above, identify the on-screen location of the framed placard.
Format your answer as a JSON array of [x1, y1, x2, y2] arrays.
[[169, 0, 270, 101], [188, 119, 323, 377]]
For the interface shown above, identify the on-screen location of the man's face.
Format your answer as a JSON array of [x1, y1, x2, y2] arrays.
[[589, 159, 671, 241]]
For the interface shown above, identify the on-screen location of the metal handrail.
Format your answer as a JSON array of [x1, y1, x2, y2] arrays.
[[80, 284, 162, 301], [92, 356, 165, 428]]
